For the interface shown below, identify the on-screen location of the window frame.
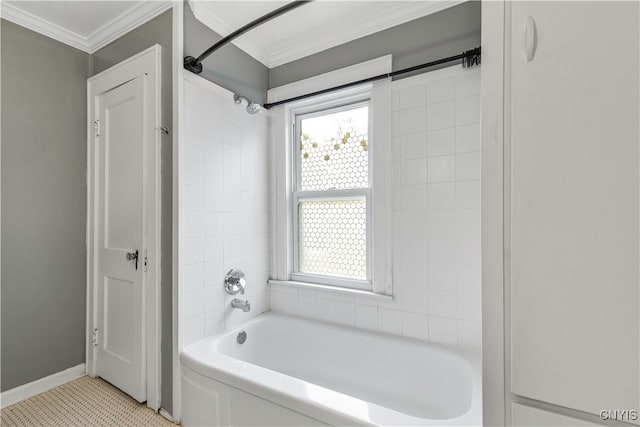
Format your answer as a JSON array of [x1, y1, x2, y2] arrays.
[[267, 58, 394, 298], [290, 99, 373, 291]]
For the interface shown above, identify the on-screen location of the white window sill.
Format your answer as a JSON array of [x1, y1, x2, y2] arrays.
[[267, 279, 394, 301]]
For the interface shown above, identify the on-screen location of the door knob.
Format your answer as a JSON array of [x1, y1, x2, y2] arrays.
[[126, 250, 139, 270]]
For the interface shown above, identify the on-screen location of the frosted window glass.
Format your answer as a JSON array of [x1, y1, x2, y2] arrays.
[[298, 199, 367, 280], [299, 106, 368, 191]]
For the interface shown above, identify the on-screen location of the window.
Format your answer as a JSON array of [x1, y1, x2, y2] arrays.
[[291, 101, 372, 290], [269, 61, 393, 296]]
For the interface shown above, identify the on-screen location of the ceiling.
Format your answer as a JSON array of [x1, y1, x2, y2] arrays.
[[1, 1, 171, 53], [189, 1, 463, 68], [1, 0, 462, 66]]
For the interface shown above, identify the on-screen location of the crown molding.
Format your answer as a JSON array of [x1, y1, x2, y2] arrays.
[[187, 0, 463, 69], [1, 1, 88, 52], [0, 1, 172, 54], [267, 1, 464, 68], [87, 1, 173, 53]]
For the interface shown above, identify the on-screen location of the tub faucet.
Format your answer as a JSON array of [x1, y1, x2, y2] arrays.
[[231, 298, 251, 312]]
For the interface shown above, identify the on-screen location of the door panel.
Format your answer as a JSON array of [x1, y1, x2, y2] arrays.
[[509, 1, 639, 418], [104, 276, 135, 363], [96, 76, 146, 402], [104, 89, 143, 250]]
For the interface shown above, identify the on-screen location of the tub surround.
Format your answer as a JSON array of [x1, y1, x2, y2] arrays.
[[269, 66, 481, 349], [179, 50, 481, 427], [181, 313, 481, 426]]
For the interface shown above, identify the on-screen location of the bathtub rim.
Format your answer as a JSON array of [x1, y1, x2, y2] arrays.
[[180, 312, 482, 426]]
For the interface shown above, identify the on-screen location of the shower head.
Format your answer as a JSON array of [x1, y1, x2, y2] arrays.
[[246, 101, 261, 115], [233, 93, 261, 115]]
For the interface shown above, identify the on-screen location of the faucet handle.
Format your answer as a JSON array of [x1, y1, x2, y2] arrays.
[[224, 269, 246, 295]]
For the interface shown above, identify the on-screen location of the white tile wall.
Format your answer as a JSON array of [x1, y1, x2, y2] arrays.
[[270, 66, 481, 349], [181, 77, 270, 349]]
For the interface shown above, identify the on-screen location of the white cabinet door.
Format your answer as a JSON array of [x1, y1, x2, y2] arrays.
[[509, 0, 639, 418], [512, 404, 602, 427]]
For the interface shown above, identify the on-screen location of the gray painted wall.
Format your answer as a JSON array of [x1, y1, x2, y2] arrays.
[[1, 19, 90, 391], [184, 4, 269, 104], [1, 10, 174, 413], [268, 1, 481, 88], [91, 9, 174, 413]]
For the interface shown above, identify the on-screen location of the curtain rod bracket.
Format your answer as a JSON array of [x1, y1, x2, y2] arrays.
[[184, 56, 203, 74], [462, 47, 481, 69], [184, 1, 311, 74]]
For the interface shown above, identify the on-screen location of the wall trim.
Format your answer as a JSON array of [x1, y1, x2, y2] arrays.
[[0, 364, 86, 409], [480, 1, 507, 425], [0, 2, 88, 52], [172, 2, 185, 421], [159, 408, 180, 424], [87, 2, 173, 53], [0, 1, 172, 54]]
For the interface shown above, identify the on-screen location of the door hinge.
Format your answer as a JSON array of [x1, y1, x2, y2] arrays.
[[93, 119, 100, 137], [144, 250, 148, 273], [92, 328, 99, 347]]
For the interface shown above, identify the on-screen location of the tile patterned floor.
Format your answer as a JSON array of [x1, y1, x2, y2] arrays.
[[0, 376, 177, 426]]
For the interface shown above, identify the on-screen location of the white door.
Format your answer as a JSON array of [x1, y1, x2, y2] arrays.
[[95, 76, 147, 402], [87, 45, 161, 409]]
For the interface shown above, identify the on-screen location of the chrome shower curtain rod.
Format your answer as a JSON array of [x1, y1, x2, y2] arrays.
[[263, 47, 481, 110], [184, 1, 313, 74]]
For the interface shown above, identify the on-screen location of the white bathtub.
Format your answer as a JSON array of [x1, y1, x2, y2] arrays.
[[180, 312, 481, 426]]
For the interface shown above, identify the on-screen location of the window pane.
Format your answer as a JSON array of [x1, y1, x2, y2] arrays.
[[299, 106, 368, 191], [298, 199, 367, 280]]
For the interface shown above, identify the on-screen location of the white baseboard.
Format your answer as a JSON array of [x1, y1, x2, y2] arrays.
[[0, 363, 86, 409]]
